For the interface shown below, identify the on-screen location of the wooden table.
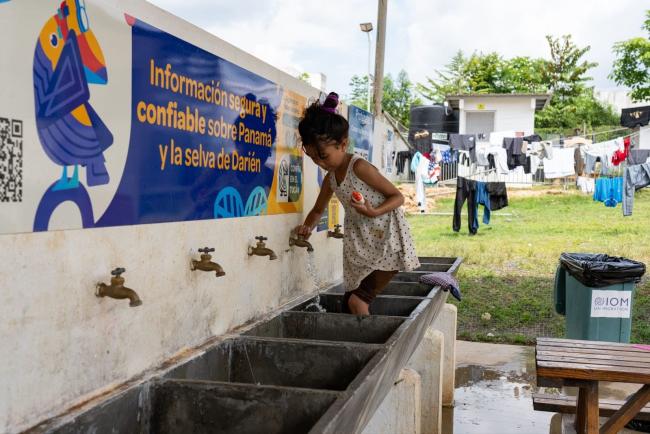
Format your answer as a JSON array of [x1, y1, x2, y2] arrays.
[[536, 337, 650, 434]]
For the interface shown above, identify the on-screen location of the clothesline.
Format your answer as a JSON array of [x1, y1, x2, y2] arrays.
[[571, 127, 637, 141]]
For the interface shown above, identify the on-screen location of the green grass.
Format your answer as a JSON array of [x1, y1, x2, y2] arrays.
[[407, 188, 650, 345]]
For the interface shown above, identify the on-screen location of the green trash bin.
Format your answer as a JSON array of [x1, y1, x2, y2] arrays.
[[554, 253, 645, 343]]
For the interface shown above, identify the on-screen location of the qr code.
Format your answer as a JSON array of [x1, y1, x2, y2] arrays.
[[0, 117, 23, 202]]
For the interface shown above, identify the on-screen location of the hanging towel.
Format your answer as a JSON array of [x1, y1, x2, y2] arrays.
[[543, 148, 575, 178], [420, 272, 462, 301]]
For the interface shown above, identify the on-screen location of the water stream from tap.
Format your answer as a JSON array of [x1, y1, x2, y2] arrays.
[[303, 251, 326, 312], [242, 342, 259, 385]]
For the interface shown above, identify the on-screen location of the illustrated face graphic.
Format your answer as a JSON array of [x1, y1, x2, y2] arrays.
[[39, 0, 107, 84]]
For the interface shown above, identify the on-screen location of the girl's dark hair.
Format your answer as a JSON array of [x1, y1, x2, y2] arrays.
[[298, 92, 349, 158]]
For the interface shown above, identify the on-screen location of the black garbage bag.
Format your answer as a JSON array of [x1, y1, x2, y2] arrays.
[[559, 253, 646, 288]]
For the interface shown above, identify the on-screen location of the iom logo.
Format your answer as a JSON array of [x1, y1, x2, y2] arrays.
[[591, 290, 632, 318]]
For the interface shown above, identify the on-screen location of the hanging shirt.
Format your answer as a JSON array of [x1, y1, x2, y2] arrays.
[[543, 148, 576, 178], [611, 137, 630, 166], [415, 154, 431, 212]]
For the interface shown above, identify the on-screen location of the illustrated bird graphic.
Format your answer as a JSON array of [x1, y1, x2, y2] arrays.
[[33, 0, 112, 190]]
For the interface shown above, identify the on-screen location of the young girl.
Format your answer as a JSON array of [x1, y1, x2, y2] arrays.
[[295, 92, 420, 315]]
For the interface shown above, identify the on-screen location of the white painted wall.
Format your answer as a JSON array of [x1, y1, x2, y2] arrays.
[[0, 1, 392, 432], [458, 97, 536, 136]]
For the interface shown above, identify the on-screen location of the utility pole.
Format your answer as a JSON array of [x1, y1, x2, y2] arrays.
[[373, 0, 387, 117]]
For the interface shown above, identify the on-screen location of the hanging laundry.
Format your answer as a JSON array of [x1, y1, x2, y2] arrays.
[[522, 134, 543, 143], [543, 147, 575, 178], [623, 163, 650, 216], [453, 177, 478, 235], [563, 137, 592, 148], [583, 140, 621, 175], [593, 177, 623, 207], [449, 134, 477, 163], [503, 137, 527, 170], [524, 155, 541, 175], [489, 131, 516, 147], [485, 147, 511, 174], [628, 149, 650, 165], [621, 106, 650, 128], [395, 150, 413, 174], [611, 136, 630, 166], [474, 181, 491, 228], [487, 182, 508, 211], [412, 152, 431, 213], [574, 147, 585, 176], [576, 176, 595, 194], [640, 126, 650, 150]]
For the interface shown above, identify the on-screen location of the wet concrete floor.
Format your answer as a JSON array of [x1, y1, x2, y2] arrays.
[[442, 340, 644, 434]]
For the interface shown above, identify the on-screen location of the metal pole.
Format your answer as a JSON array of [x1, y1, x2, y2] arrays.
[[373, 0, 387, 116], [366, 32, 371, 112]]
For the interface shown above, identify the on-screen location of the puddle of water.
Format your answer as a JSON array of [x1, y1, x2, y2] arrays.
[[443, 364, 555, 434], [444, 343, 555, 434]]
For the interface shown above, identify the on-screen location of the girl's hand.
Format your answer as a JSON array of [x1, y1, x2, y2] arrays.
[[350, 200, 378, 217], [294, 224, 313, 238]]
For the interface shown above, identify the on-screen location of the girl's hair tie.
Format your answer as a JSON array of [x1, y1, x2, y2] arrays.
[[321, 92, 339, 114]]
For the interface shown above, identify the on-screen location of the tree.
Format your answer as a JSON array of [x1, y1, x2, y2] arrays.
[[536, 35, 615, 129], [417, 50, 470, 102], [347, 70, 422, 127], [610, 10, 650, 102], [417, 51, 548, 101], [543, 35, 597, 102], [416, 34, 615, 130], [502, 57, 548, 93], [296, 72, 311, 83]]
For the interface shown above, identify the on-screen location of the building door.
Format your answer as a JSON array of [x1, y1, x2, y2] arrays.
[[465, 112, 495, 138]]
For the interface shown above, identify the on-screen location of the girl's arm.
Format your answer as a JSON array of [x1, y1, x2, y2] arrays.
[[350, 159, 404, 218], [295, 173, 335, 237]]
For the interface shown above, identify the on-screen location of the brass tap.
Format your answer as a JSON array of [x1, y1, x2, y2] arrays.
[[248, 236, 278, 260], [96, 268, 142, 307], [191, 247, 225, 277], [289, 233, 314, 252], [327, 224, 344, 239]]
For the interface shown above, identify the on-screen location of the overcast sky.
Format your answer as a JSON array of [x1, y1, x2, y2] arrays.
[[148, 0, 647, 100]]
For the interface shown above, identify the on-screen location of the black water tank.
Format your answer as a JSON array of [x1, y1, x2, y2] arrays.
[[408, 104, 459, 152]]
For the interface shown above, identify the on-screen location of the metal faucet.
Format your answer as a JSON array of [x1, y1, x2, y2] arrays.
[[96, 268, 142, 307], [248, 236, 278, 260], [289, 232, 314, 252], [327, 224, 344, 239], [191, 247, 225, 277]]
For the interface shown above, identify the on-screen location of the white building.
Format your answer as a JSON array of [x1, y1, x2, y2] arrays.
[[594, 88, 649, 114], [445, 93, 551, 138]]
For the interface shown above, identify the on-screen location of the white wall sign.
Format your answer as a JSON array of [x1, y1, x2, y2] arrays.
[[590, 290, 632, 318]]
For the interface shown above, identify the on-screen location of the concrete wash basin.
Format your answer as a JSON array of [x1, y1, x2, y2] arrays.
[[416, 256, 463, 275], [37, 380, 339, 434], [291, 293, 424, 317], [163, 337, 378, 391], [244, 311, 405, 344], [28, 257, 461, 434]]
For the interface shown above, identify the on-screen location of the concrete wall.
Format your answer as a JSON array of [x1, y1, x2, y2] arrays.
[[0, 1, 391, 432], [459, 96, 536, 136], [362, 369, 422, 434]]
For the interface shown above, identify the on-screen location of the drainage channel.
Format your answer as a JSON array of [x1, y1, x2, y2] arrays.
[[26, 256, 461, 434]]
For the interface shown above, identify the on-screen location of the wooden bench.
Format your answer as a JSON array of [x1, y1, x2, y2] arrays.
[[533, 393, 650, 421], [535, 337, 650, 434]]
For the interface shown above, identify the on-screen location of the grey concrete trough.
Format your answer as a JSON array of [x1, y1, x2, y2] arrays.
[[291, 293, 425, 317], [163, 337, 379, 391], [244, 311, 405, 344], [26, 256, 461, 434]]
